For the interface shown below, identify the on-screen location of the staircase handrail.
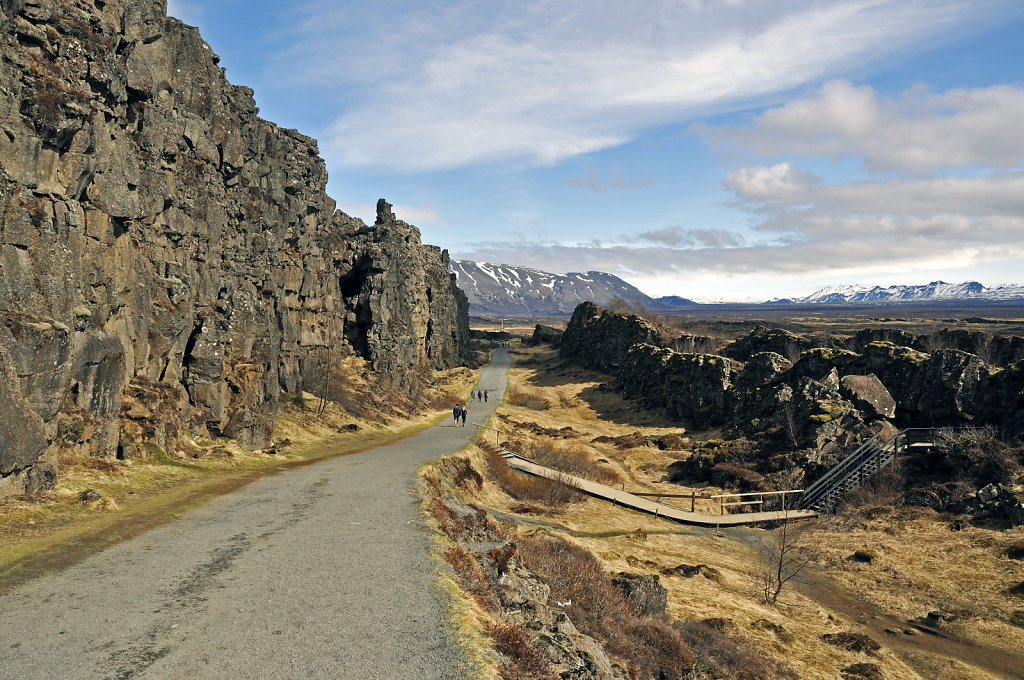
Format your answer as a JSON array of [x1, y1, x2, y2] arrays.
[[800, 432, 883, 505]]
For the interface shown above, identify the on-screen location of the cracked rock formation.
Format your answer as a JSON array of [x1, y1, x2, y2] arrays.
[[0, 0, 468, 494]]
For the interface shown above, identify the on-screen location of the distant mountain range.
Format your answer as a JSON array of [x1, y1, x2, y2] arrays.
[[450, 260, 695, 316], [769, 281, 1024, 304]]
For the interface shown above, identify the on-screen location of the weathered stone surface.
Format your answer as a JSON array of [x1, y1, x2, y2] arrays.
[[840, 374, 897, 419], [722, 325, 812, 363], [528, 324, 563, 347], [610, 572, 668, 617], [0, 1, 468, 493], [559, 301, 659, 372], [620, 343, 733, 428], [0, 346, 48, 478]]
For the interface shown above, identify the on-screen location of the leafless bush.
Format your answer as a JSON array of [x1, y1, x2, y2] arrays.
[[481, 445, 582, 508], [933, 426, 1020, 487], [507, 385, 552, 410], [445, 544, 499, 612], [750, 513, 815, 605], [519, 535, 695, 678], [516, 439, 622, 485], [838, 458, 906, 511], [676, 619, 799, 680]]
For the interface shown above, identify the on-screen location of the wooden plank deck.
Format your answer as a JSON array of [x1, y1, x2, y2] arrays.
[[504, 455, 817, 527]]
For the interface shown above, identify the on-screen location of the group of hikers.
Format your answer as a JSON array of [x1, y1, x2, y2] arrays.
[[452, 389, 489, 427]]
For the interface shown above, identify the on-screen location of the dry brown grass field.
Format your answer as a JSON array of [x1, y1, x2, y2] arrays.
[[433, 342, 1024, 679]]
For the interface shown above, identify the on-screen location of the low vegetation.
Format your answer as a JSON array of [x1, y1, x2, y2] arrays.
[[423, 337, 1024, 679]]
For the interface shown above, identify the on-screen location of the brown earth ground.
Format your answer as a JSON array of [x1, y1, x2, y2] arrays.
[[434, 342, 1024, 680], [0, 356, 482, 593]]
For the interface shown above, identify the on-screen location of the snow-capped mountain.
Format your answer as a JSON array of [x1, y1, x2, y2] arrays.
[[450, 260, 694, 316], [770, 281, 1024, 304]]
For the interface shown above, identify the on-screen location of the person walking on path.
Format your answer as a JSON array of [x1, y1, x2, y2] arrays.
[[484, 390, 488, 403], [453, 404, 462, 427], [460, 404, 468, 427], [477, 390, 483, 402]]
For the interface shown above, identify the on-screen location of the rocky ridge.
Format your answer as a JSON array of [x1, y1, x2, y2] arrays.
[[0, 0, 468, 495], [771, 280, 1024, 304], [557, 304, 1024, 493], [450, 260, 694, 317]]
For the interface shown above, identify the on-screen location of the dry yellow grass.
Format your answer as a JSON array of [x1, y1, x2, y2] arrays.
[[809, 508, 1024, 656], [449, 342, 1023, 679]]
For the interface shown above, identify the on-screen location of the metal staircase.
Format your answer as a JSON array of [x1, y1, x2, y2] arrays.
[[799, 428, 937, 512]]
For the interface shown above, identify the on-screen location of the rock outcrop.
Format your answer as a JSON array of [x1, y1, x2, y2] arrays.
[[0, 0, 467, 494], [556, 303, 1024, 488], [559, 302, 659, 372]]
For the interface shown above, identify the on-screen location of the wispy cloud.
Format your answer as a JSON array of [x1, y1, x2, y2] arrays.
[[567, 169, 651, 193], [637, 227, 745, 248], [272, 0, 1004, 171]]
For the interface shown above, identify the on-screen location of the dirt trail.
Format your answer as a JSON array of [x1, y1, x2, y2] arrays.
[[0, 348, 511, 680], [726, 525, 1024, 679], [798, 572, 1024, 679]]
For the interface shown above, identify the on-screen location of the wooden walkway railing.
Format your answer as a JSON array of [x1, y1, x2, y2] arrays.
[[482, 442, 816, 527]]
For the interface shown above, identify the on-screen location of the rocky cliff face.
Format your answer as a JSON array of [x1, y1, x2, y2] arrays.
[[0, 0, 468, 495], [558, 303, 1024, 486]]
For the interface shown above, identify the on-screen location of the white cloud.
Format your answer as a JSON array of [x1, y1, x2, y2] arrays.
[[272, 0, 1007, 171], [723, 163, 818, 201], [393, 203, 445, 226], [700, 80, 1024, 173], [637, 226, 745, 248], [166, 0, 205, 25]]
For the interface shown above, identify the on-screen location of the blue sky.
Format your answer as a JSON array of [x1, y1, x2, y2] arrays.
[[169, 0, 1024, 301]]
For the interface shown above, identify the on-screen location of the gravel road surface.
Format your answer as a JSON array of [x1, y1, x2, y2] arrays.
[[0, 348, 511, 680]]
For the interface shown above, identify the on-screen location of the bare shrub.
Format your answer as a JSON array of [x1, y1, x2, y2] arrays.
[[516, 439, 622, 486], [751, 514, 815, 605], [487, 622, 558, 680], [507, 385, 552, 411], [519, 535, 695, 678], [481, 445, 582, 508], [676, 619, 799, 680], [838, 458, 905, 512], [932, 426, 1020, 487]]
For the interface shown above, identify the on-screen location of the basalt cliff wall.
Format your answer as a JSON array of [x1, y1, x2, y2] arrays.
[[0, 0, 469, 495]]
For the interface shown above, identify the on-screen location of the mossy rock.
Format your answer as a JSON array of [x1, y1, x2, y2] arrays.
[[851, 550, 876, 564], [822, 632, 881, 656], [841, 662, 884, 680]]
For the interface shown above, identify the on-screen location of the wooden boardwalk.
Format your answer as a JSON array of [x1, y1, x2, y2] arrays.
[[504, 454, 817, 527]]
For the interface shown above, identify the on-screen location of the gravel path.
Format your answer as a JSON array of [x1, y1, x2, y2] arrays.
[[0, 348, 511, 680]]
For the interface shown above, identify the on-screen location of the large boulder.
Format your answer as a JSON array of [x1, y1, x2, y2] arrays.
[[840, 374, 896, 419]]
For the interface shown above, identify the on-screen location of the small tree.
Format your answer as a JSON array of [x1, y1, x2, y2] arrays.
[[752, 512, 815, 606]]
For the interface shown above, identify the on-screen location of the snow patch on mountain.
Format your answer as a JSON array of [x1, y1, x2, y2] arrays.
[[772, 281, 1024, 304]]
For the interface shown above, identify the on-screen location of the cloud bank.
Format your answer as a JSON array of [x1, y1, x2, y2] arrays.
[[276, 0, 1002, 171], [454, 80, 1024, 295]]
